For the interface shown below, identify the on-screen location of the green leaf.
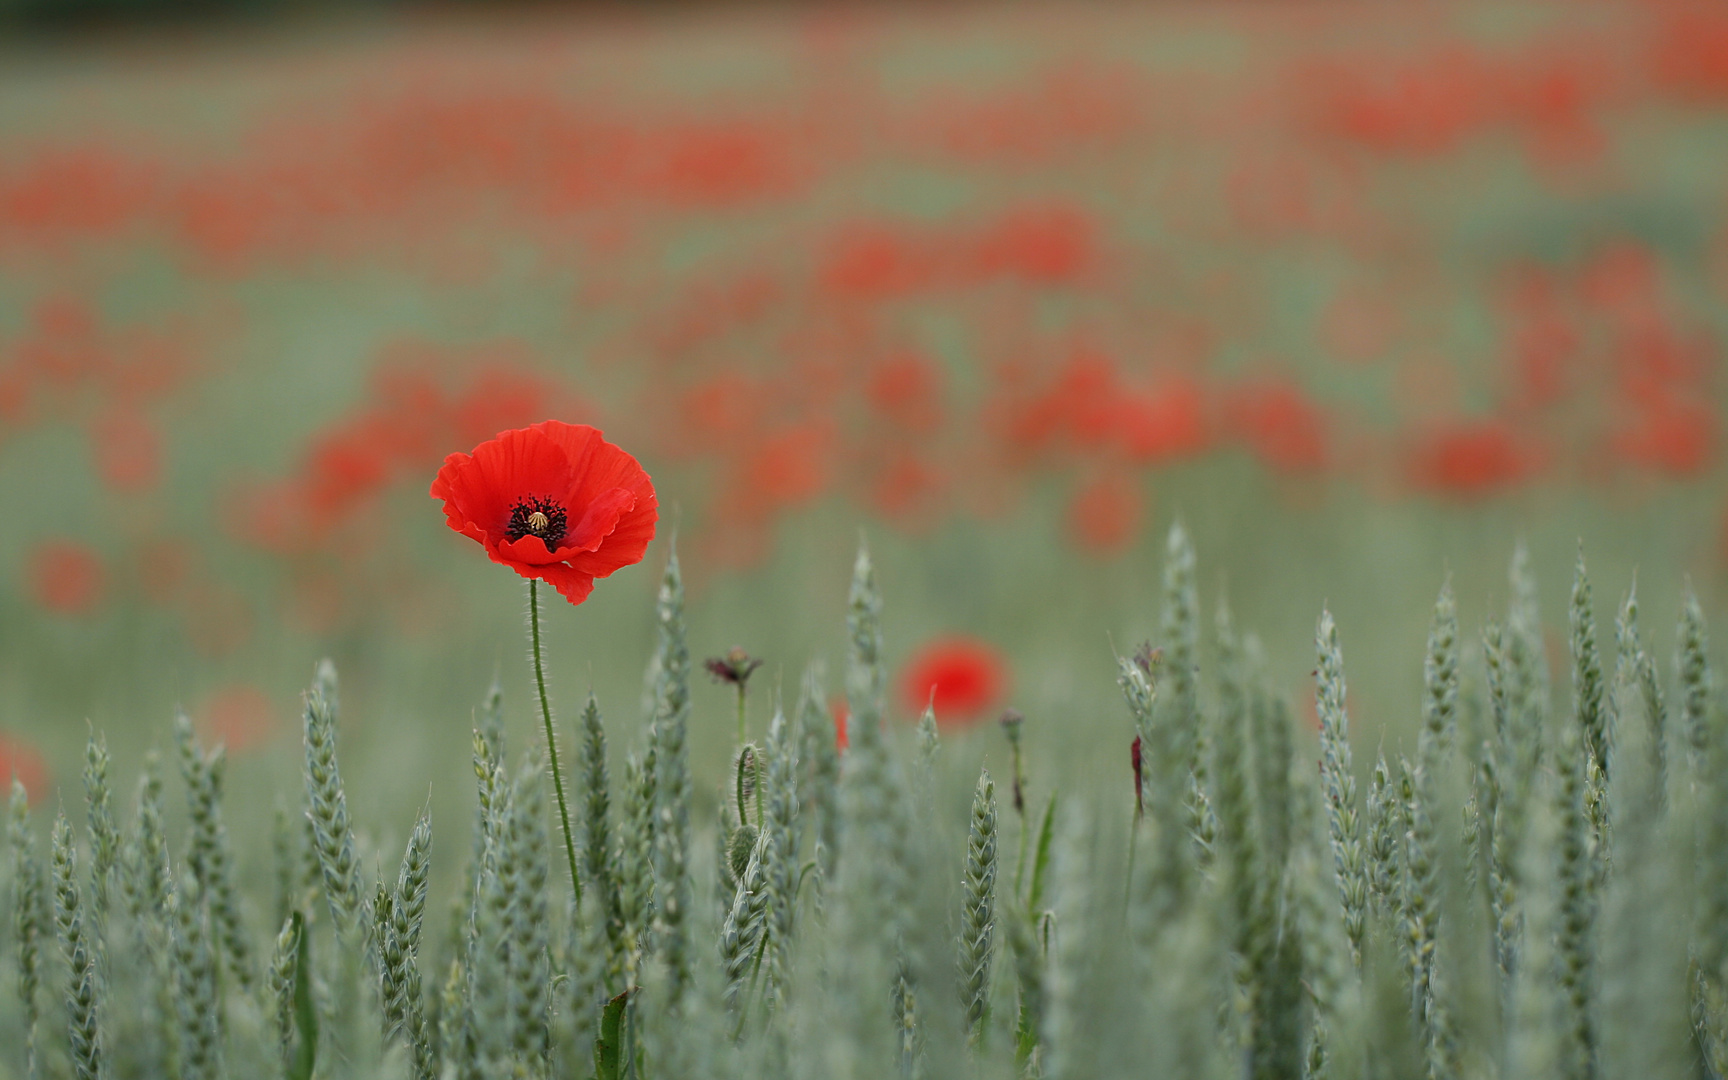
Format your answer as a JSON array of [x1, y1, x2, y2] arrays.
[[1014, 984, 1039, 1071], [1027, 794, 1058, 911], [594, 988, 633, 1080], [287, 910, 318, 1080]]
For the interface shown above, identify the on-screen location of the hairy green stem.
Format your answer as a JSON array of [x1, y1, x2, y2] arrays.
[[529, 578, 583, 909], [736, 683, 748, 748]]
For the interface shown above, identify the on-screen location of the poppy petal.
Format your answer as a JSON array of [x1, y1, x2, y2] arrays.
[[566, 486, 637, 551], [567, 485, 658, 578], [431, 427, 575, 547], [531, 562, 597, 605], [533, 421, 659, 579], [495, 533, 576, 566], [537, 420, 652, 511]]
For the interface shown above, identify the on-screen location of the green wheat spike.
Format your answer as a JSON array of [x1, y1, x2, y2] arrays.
[[82, 731, 119, 931], [618, 750, 657, 978], [506, 754, 552, 1065], [169, 872, 222, 1080], [302, 661, 364, 938], [1420, 579, 1459, 777], [52, 814, 103, 1080], [1571, 547, 1609, 781], [1552, 712, 1597, 1080], [796, 661, 840, 888], [957, 767, 998, 1049], [174, 714, 254, 994], [1316, 607, 1368, 968], [1678, 582, 1711, 769], [578, 693, 624, 977], [11, 779, 46, 1078], [1614, 579, 1667, 810], [651, 548, 694, 1006], [760, 703, 800, 1007], [1366, 751, 1401, 919]]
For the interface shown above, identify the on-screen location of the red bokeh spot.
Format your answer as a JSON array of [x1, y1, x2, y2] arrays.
[[1068, 472, 1143, 554], [27, 540, 105, 616], [200, 683, 279, 754], [1654, 12, 1728, 100], [899, 636, 1009, 727], [1119, 377, 1209, 463], [830, 695, 850, 754], [867, 353, 945, 433], [971, 203, 1095, 285], [0, 732, 49, 804], [1407, 419, 1536, 496], [821, 224, 935, 299], [1225, 378, 1328, 473], [1614, 397, 1716, 476], [869, 453, 946, 524], [89, 406, 162, 493]]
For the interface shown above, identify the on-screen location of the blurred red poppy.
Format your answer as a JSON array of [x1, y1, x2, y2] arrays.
[[0, 732, 48, 804], [900, 636, 1009, 727], [200, 683, 278, 753], [430, 421, 658, 604], [830, 695, 850, 754], [1068, 471, 1143, 554], [1407, 419, 1537, 496], [27, 540, 105, 616]]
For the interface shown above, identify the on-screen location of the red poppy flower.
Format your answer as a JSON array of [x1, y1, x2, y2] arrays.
[[430, 421, 658, 604], [900, 636, 1008, 727]]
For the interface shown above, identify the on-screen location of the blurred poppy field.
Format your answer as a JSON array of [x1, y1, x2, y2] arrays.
[[1, 0, 1726, 818]]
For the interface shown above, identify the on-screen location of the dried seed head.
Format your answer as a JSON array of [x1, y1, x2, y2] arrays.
[[1133, 642, 1164, 678], [705, 647, 764, 688]]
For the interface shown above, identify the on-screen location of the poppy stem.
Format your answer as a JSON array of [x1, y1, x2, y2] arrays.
[[735, 683, 747, 747], [528, 578, 583, 909]]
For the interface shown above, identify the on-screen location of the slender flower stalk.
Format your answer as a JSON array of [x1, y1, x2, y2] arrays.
[[528, 578, 584, 908]]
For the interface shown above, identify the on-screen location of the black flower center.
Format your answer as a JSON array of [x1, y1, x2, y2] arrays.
[[504, 496, 568, 551]]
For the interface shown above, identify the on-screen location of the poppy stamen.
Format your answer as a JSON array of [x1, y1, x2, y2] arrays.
[[505, 496, 569, 551]]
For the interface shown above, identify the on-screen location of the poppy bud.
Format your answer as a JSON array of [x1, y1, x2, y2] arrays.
[[727, 823, 759, 882]]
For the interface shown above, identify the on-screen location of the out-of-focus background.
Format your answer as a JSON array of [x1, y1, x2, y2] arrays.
[[0, 0, 1724, 831]]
